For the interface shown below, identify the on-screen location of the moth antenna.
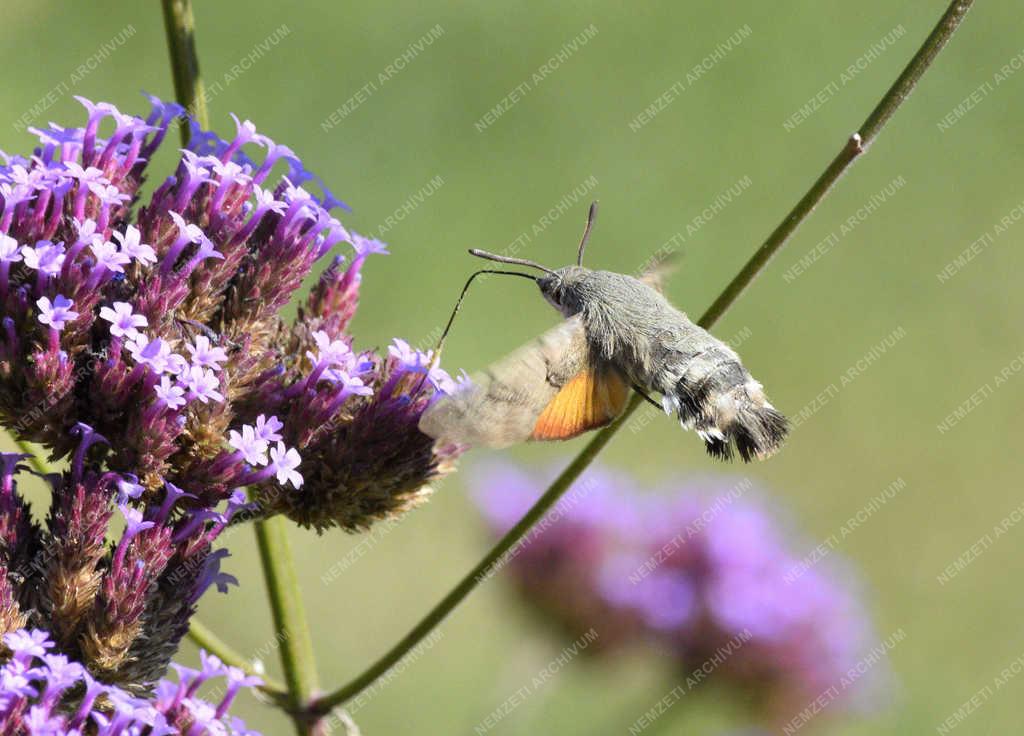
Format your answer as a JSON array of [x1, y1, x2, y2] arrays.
[[577, 200, 598, 266], [421, 268, 539, 382], [468, 249, 557, 275]]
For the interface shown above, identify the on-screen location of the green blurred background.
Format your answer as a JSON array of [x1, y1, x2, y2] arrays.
[[2, 1, 1022, 733]]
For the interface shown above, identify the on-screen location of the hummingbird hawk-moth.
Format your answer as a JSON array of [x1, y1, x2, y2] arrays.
[[419, 203, 788, 461]]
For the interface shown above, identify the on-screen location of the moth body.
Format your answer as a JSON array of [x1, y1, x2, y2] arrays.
[[419, 202, 788, 461], [539, 267, 788, 460]]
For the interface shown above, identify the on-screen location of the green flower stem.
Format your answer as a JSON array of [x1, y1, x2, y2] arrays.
[[701, 0, 976, 328], [160, 0, 208, 144], [255, 517, 321, 733], [309, 0, 975, 716], [185, 617, 289, 701], [159, 3, 322, 730]]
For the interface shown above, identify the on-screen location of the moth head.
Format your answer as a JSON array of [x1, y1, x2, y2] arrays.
[[538, 266, 587, 316]]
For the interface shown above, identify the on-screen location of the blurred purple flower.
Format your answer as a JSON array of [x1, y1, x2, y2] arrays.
[[472, 462, 648, 652], [471, 462, 888, 728]]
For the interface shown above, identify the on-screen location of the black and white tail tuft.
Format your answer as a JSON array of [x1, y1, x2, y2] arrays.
[[664, 367, 789, 462]]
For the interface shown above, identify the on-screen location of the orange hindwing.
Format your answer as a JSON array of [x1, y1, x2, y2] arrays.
[[531, 367, 629, 441]]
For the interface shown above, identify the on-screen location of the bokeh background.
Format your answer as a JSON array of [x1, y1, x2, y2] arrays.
[[2, 1, 1022, 733]]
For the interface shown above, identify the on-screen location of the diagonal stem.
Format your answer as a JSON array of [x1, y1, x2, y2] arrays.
[[160, 0, 209, 144], [701, 0, 975, 326], [308, 403, 633, 715], [7, 435, 52, 476], [309, 0, 976, 716], [186, 617, 290, 701]]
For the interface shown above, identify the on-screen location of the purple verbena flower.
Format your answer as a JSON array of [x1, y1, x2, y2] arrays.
[[254, 414, 283, 443], [99, 301, 147, 339], [0, 630, 262, 735], [350, 232, 389, 257], [185, 335, 228, 371], [180, 365, 224, 404], [387, 338, 429, 372], [115, 476, 146, 504], [0, 96, 465, 695], [36, 295, 77, 331], [268, 443, 303, 489], [4, 629, 53, 661], [0, 236, 21, 263], [308, 329, 353, 370], [154, 375, 187, 410], [228, 425, 269, 466], [22, 242, 65, 276], [89, 239, 131, 273], [126, 334, 175, 374], [112, 224, 157, 265]]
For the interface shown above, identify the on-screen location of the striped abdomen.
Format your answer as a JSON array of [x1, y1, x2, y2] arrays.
[[566, 268, 788, 462], [654, 330, 788, 461]]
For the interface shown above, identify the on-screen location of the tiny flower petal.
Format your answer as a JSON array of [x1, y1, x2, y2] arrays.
[[228, 425, 269, 466], [36, 295, 78, 331], [99, 301, 148, 339], [269, 443, 303, 489]]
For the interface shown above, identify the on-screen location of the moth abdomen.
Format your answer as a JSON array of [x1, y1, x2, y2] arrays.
[[730, 398, 788, 461], [674, 353, 744, 422], [664, 354, 789, 462]]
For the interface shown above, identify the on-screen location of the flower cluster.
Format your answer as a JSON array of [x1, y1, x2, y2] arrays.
[[0, 95, 462, 528], [0, 440, 241, 690], [472, 463, 886, 727], [0, 628, 260, 734], [0, 97, 463, 692]]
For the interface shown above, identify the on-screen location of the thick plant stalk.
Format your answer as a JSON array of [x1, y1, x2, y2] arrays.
[[160, 0, 208, 144], [308, 0, 977, 717], [255, 518, 322, 734]]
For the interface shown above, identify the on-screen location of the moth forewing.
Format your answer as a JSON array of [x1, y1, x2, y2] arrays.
[[419, 316, 593, 447]]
